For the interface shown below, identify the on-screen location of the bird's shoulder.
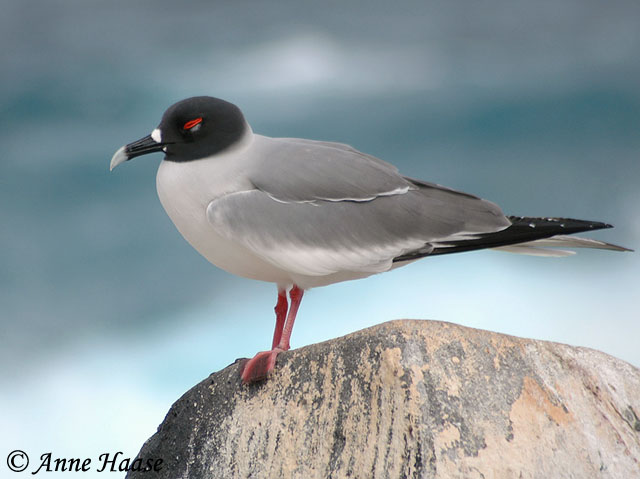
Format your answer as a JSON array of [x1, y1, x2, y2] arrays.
[[246, 135, 411, 203], [268, 137, 400, 172]]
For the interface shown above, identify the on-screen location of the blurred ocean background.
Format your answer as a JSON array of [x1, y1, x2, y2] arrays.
[[1, 0, 639, 475]]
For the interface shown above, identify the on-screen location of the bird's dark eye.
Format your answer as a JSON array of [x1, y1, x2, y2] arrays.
[[183, 117, 203, 130]]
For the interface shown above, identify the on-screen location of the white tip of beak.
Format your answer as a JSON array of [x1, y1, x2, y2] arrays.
[[110, 146, 128, 171]]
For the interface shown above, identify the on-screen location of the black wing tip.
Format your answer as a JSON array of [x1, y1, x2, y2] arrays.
[[393, 216, 625, 262], [507, 216, 614, 232]]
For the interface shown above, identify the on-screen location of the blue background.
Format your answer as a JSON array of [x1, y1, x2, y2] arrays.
[[2, 1, 639, 476]]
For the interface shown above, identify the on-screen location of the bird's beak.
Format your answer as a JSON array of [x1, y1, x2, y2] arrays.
[[110, 133, 165, 171]]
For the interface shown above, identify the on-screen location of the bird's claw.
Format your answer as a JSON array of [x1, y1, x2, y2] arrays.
[[240, 348, 284, 384]]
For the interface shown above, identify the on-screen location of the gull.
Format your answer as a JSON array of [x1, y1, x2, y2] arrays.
[[110, 96, 630, 383]]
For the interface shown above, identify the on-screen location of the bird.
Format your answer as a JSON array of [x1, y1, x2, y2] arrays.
[[110, 96, 630, 384]]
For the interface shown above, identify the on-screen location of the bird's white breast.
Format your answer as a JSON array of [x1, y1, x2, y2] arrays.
[[155, 134, 293, 285]]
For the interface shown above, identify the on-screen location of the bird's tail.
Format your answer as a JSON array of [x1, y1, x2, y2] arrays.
[[394, 216, 631, 262], [493, 234, 630, 257]]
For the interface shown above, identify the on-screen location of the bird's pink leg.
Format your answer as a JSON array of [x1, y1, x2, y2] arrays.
[[271, 288, 288, 349], [276, 285, 303, 351], [241, 285, 304, 384]]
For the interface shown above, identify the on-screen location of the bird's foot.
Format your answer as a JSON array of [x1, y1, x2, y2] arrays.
[[240, 347, 284, 384]]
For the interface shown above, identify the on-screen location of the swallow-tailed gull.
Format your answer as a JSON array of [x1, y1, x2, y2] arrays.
[[110, 96, 630, 383]]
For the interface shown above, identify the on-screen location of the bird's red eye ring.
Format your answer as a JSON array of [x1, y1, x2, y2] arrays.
[[183, 117, 203, 130]]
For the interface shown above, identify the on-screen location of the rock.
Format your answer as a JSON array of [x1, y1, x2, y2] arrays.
[[127, 320, 640, 479]]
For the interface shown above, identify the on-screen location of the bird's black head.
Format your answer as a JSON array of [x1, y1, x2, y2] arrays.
[[110, 96, 248, 170], [159, 96, 248, 162]]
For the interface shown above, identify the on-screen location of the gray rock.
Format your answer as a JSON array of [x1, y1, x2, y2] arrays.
[[127, 320, 640, 479]]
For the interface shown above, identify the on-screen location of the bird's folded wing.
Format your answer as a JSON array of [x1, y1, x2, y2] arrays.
[[247, 138, 413, 202], [206, 186, 510, 276]]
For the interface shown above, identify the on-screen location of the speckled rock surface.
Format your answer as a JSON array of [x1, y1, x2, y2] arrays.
[[127, 320, 640, 479]]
